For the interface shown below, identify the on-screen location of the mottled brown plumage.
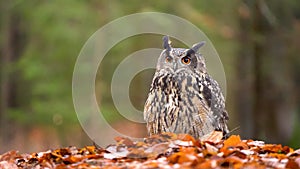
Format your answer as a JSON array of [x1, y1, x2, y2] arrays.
[[144, 36, 229, 139]]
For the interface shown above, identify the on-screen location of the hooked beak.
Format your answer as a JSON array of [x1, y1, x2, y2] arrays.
[[173, 62, 178, 70]]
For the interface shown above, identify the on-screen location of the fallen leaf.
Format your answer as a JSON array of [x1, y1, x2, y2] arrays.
[[0, 133, 298, 168], [220, 135, 248, 154], [201, 130, 223, 143], [286, 159, 300, 168]]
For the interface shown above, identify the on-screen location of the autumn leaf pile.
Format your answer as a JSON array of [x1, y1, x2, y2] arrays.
[[0, 133, 300, 169]]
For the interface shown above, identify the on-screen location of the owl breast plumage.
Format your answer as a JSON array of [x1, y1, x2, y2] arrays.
[[143, 36, 229, 139]]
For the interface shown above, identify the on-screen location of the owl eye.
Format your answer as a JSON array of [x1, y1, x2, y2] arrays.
[[165, 56, 172, 63], [181, 56, 191, 65]]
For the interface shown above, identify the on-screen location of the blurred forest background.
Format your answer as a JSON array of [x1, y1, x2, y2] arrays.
[[1, 0, 300, 153]]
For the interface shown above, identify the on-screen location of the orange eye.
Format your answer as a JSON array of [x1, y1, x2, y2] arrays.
[[166, 57, 172, 63], [181, 57, 191, 64]]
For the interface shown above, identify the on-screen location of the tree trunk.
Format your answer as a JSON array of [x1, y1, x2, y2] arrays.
[[237, 0, 294, 143], [236, 0, 255, 139], [0, 2, 24, 151]]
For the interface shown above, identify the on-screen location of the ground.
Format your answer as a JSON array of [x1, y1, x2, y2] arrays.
[[0, 133, 299, 169]]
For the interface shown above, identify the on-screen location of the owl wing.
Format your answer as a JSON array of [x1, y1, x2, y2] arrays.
[[143, 71, 163, 134], [201, 74, 229, 134], [143, 91, 154, 122], [144, 71, 160, 123], [143, 90, 156, 135], [186, 95, 216, 138]]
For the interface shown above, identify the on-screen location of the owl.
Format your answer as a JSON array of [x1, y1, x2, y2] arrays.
[[143, 36, 229, 139]]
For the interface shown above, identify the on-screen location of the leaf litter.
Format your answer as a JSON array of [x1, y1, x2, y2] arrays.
[[0, 133, 299, 169]]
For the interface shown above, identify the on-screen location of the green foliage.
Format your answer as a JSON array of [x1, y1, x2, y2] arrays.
[[10, 0, 99, 126]]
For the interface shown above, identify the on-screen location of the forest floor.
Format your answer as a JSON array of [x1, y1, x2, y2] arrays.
[[0, 133, 299, 169]]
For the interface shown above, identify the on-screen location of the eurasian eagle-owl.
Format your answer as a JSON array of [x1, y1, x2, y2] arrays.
[[143, 36, 229, 139]]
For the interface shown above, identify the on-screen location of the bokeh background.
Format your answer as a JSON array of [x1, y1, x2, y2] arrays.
[[1, 0, 300, 153]]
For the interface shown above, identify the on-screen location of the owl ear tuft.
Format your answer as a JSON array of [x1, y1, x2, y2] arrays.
[[191, 41, 205, 53], [163, 36, 172, 51]]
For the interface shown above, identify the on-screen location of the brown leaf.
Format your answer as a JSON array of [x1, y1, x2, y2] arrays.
[[177, 134, 196, 142], [230, 151, 247, 159], [104, 145, 128, 159], [202, 130, 223, 143], [204, 143, 218, 155], [144, 142, 169, 158], [127, 148, 148, 159], [114, 137, 134, 147], [220, 156, 244, 168], [286, 159, 300, 169], [0, 161, 18, 169], [261, 144, 286, 153], [0, 151, 19, 161], [0, 133, 298, 168]]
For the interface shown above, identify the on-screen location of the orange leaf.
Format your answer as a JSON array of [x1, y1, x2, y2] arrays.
[[168, 152, 197, 164], [262, 144, 284, 153], [267, 153, 287, 159], [63, 155, 82, 164], [220, 135, 248, 154], [86, 146, 96, 154], [196, 160, 213, 168], [177, 134, 196, 142]]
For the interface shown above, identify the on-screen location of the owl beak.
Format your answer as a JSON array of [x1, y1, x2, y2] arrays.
[[173, 62, 178, 70]]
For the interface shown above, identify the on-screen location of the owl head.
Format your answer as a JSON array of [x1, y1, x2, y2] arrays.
[[156, 36, 207, 74]]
